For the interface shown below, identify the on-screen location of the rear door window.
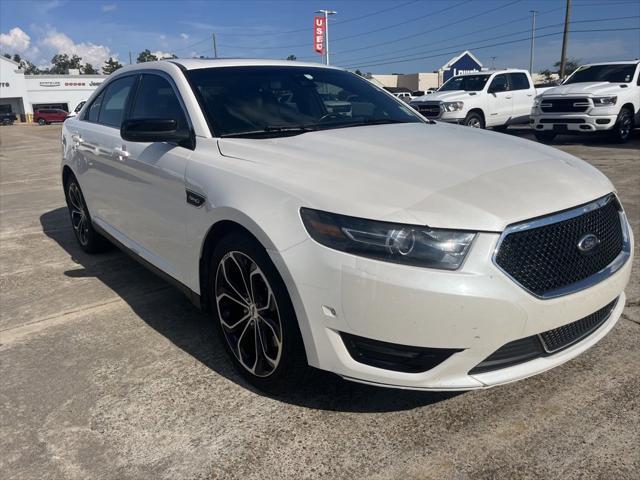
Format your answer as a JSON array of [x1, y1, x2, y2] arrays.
[[98, 75, 137, 128], [510, 73, 531, 90]]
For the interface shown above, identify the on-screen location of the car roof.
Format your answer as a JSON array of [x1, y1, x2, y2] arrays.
[[117, 58, 341, 72], [579, 60, 640, 67]]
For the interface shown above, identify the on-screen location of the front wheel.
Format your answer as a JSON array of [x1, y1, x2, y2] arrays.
[[463, 112, 485, 128], [37, 118, 45, 125], [64, 176, 110, 253], [535, 132, 556, 144], [611, 108, 633, 143], [210, 232, 308, 392]]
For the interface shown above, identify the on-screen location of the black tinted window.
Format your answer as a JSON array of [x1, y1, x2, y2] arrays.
[[565, 64, 636, 84], [86, 92, 104, 122], [186, 66, 421, 137], [439, 74, 489, 92], [510, 73, 530, 90], [98, 76, 136, 127], [131, 74, 187, 128], [490, 74, 509, 92]]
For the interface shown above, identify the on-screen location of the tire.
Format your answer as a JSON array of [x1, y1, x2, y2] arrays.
[[535, 132, 556, 144], [64, 176, 110, 253], [209, 232, 308, 393], [463, 111, 485, 129], [611, 108, 633, 143], [2, 118, 11, 126], [37, 118, 45, 125]]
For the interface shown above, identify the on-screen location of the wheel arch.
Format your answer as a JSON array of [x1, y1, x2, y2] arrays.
[[62, 164, 75, 187], [197, 213, 318, 365], [619, 102, 635, 116], [467, 108, 485, 123]]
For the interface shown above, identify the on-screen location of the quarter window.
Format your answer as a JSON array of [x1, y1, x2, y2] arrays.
[[98, 75, 136, 128], [85, 92, 104, 123], [131, 74, 188, 129]]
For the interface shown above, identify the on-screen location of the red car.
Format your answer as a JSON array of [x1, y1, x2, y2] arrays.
[[34, 108, 68, 125]]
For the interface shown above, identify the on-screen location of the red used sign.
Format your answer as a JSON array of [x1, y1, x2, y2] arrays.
[[314, 16, 325, 54]]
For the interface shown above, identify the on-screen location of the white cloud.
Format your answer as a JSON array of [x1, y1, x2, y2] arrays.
[[180, 33, 189, 40], [152, 50, 175, 59], [41, 30, 115, 67], [101, 3, 117, 12], [0, 27, 31, 53]]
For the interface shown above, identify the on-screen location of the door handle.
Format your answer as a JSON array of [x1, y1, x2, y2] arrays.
[[527, 94, 533, 97], [505, 96, 513, 99], [113, 147, 130, 161]]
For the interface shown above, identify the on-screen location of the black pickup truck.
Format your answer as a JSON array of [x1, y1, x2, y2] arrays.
[[1, 112, 17, 125]]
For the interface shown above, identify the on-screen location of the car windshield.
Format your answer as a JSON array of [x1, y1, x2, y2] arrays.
[[438, 74, 490, 92], [564, 64, 637, 84], [185, 66, 423, 137]]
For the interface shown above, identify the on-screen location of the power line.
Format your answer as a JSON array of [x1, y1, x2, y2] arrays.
[[342, 27, 640, 70], [217, 0, 520, 51], [336, 15, 638, 67]]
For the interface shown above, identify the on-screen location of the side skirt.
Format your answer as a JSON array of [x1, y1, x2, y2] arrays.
[[93, 222, 202, 310]]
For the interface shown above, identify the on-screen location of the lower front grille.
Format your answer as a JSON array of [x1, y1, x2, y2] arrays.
[[470, 297, 619, 375], [413, 103, 441, 118], [540, 118, 586, 124]]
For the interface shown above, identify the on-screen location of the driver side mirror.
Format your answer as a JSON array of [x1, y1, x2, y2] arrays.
[[121, 118, 192, 146]]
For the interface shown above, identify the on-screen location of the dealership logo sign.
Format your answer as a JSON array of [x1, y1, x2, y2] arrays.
[[39, 81, 61, 87], [314, 16, 325, 55], [0, 82, 9, 87]]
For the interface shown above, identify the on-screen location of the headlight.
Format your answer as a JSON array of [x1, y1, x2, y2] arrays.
[[300, 208, 476, 270], [593, 96, 617, 106], [442, 101, 464, 112]]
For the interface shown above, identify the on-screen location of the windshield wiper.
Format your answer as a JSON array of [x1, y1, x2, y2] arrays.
[[220, 125, 318, 138]]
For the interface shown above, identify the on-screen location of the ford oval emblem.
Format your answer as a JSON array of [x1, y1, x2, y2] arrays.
[[577, 233, 600, 253]]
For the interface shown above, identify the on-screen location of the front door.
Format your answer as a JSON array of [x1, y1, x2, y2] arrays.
[[111, 72, 193, 282]]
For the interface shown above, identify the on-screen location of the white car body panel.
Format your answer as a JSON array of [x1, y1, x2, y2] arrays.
[[61, 59, 633, 390]]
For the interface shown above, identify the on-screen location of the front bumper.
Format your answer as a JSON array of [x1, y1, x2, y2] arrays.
[[530, 105, 618, 133], [272, 219, 633, 391]]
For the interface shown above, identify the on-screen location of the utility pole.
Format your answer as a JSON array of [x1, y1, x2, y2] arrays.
[[529, 10, 537, 73], [491, 56, 497, 69], [559, 0, 571, 79], [128, 51, 132, 64], [315, 9, 337, 65], [212, 32, 218, 58]]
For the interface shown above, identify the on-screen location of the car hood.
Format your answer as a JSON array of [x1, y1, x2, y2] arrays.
[[412, 90, 475, 103], [217, 122, 613, 231], [541, 82, 627, 97]]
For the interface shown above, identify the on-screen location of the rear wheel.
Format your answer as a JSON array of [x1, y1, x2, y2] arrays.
[[209, 232, 308, 392], [37, 118, 45, 125], [611, 108, 633, 143], [535, 132, 556, 144], [64, 176, 110, 253], [463, 111, 485, 128]]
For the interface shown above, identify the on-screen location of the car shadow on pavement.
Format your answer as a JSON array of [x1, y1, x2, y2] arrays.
[[505, 127, 640, 150], [41, 207, 462, 413]]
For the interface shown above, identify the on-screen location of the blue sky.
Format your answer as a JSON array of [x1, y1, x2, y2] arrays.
[[1, 0, 639, 73]]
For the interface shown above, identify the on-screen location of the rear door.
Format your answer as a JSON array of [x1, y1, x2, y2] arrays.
[[508, 72, 534, 123], [109, 72, 193, 280], [485, 74, 513, 127], [73, 75, 138, 232]]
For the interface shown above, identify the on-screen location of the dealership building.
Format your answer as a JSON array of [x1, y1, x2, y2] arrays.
[[371, 50, 484, 92], [0, 56, 106, 121]]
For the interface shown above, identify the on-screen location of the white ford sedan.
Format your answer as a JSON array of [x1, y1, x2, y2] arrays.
[[61, 59, 633, 392]]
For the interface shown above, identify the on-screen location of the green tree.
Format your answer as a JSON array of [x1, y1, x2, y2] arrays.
[[20, 58, 41, 74], [102, 56, 123, 75], [136, 49, 157, 63], [50, 53, 83, 74], [3, 53, 11, 59], [82, 63, 98, 74], [354, 69, 364, 77], [553, 58, 581, 76], [286, 54, 297, 61], [12, 53, 21, 63]]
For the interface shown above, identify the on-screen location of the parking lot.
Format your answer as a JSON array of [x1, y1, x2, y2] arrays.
[[1, 124, 638, 479]]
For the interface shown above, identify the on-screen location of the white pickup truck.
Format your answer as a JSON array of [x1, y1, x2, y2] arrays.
[[530, 60, 640, 143], [410, 69, 548, 129]]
